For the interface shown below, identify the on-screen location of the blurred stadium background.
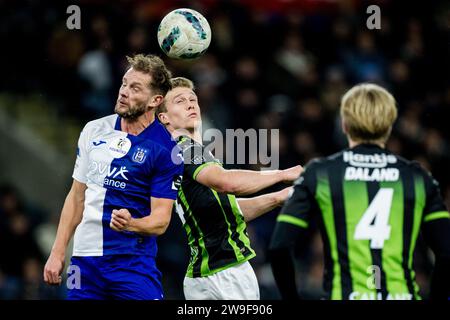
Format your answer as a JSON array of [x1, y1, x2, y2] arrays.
[[0, 0, 449, 299]]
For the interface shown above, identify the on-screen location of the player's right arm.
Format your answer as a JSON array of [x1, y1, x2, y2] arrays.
[[419, 171, 450, 300], [44, 124, 90, 285], [181, 142, 302, 195], [44, 179, 86, 285], [196, 165, 302, 196]]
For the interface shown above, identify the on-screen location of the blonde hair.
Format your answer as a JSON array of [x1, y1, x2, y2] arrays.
[[340, 83, 397, 144], [156, 77, 195, 115]]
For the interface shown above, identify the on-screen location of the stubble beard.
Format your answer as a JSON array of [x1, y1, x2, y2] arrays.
[[115, 102, 148, 121]]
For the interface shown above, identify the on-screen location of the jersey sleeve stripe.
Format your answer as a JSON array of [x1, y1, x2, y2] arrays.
[[192, 162, 221, 180], [277, 214, 309, 229], [423, 211, 450, 222]]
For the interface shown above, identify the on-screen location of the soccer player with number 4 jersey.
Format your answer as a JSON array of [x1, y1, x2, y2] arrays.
[[269, 83, 450, 300]]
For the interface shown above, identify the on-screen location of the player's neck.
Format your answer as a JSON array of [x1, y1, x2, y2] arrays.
[[169, 127, 202, 144], [192, 130, 202, 144], [121, 111, 155, 136], [348, 138, 385, 149]]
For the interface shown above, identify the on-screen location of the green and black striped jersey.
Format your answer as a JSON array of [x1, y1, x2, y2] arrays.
[[175, 136, 255, 278], [272, 143, 450, 300]]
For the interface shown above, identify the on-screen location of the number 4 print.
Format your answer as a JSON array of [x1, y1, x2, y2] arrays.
[[354, 188, 393, 249]]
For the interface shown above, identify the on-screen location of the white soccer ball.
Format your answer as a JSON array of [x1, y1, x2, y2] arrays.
[[157, 8, 212, 59]]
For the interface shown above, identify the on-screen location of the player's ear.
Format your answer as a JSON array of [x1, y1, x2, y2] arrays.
[[158, 112, 169, 125], [150, 95, 164, 107], [341, 117, 348, 134]]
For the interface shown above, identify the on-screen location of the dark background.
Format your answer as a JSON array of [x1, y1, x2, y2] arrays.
[[0, 0, 449, 299]]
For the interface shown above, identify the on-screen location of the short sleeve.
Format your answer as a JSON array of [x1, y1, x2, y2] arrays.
[[277, 163, 317, 229], [150, 147, 184, 200], [72, 126, 90, 184], [182, 143, 221, 180]]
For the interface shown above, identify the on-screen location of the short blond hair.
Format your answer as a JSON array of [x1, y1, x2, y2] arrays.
[[340, 83, 397, 143], [156, 77, 195, 115]]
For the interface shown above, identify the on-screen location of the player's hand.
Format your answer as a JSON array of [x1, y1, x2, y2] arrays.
[[276, 186, 294, 206], [110, 209, 132, 232], [281, 165, 303, 183], [43, 252, 65, 285]]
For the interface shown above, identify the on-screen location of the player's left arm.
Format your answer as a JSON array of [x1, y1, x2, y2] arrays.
[[269, 223, 305, 300], [268, 165, 317, 300], [196, 165, 302, 196], [420, 172, 450, 300], [110, 197, 174, 236], [237, 187, 292, 222]]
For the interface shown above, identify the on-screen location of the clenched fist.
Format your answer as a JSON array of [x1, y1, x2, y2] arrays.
[[110, 209, 132, 232]]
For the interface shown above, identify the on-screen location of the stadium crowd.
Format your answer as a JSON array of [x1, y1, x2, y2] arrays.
[[0, 0, 449, 299]]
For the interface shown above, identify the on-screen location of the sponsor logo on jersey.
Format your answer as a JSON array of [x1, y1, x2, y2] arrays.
[[108, 136, 131, 158], [89, 161, 129, 189], [132, 147, 148, 164], [343, 151, 397, 168], [92, 140, 106, 147]]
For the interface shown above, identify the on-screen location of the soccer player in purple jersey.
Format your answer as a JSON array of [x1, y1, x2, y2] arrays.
[[43, 54, 183, 300]]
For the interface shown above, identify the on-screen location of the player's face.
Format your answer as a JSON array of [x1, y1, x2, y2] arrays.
[[115, 68, 156, 120], [162, 87, 201, 131]]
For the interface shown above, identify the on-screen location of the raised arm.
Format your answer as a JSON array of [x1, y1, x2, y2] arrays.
[[237, 187, 292, 222], [196, 165, 302, 196], [44, 179, 86, 285]]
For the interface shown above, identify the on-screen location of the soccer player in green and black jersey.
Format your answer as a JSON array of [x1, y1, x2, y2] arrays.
[[269, 83, 450, 300], [157, 77, 302, 299]]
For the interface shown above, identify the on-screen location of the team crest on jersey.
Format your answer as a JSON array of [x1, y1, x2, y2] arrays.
[[132, 147, 148, 164], [108, 136, 131, 158]]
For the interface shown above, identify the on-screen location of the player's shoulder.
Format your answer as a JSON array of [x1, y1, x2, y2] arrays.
[[176, 135, 201, 152], [304, 150, 345, 171], [142, 120, 178, 152], [176, 135, 219, 165], [393, 153, 431, 177], [384, 153, 439, 186], [83, 114, 117, 133]]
